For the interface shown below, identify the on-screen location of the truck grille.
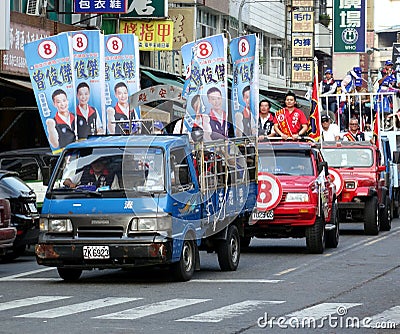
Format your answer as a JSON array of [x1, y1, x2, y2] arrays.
[[77, 226, 124, 238]]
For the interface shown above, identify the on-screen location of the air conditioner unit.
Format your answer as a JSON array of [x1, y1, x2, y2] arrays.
[[71, 14, 103, 30], [26, 0, 41, 16], [271, 44, 283, 60]]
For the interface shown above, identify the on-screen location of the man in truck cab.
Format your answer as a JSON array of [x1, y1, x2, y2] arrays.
[[63, 158, 119, 189]]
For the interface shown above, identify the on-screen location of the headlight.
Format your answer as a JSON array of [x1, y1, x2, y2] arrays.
[[130, 216, 172, 231], [48, 219, 73, 233], [285, 193, 309, 202], [39, 218, 48, 231]]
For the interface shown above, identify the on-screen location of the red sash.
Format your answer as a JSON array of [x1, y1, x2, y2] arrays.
[[275, 108, 292, 136], [344, 132, 356, 141]]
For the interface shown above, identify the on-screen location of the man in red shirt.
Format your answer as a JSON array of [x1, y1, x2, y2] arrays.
[[273, 92, 308, 140]]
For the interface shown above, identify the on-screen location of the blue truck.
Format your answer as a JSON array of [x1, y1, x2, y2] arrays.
[[35, 134, 257, 281]]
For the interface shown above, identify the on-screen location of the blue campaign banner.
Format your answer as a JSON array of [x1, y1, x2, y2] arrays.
[[181, 34, 228, 141], [70, 30, 106, 138], [74, 0, 127, 14], [230, 34, 259, 139], [24, 33, 76, 154], [104, 33, 140, 134]]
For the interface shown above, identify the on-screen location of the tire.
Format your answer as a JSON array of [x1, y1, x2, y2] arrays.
[[171, 239, 195, 282], [240, 236, 251, 251], [326, 201, 339, 248], [364, 197, 379, 235], [380, 197, 392, 231], [217, 224, 240, 271], [2, 245, 26, 261], [306, 216, 325, 254], [57, 268, 82, 281]]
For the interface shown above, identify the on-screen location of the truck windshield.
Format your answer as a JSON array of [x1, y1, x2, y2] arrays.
[[50, 147, 165, 193], [259, 150, 314, 176], [321, 148, 373, 168]]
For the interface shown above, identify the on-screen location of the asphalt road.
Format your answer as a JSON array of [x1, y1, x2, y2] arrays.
[[1, 221, 400, 334]]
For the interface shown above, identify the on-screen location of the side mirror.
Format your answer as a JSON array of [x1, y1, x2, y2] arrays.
[[393, 151, 400, 164], [318, 161, 328, 176], [378, 165, 386, 172]]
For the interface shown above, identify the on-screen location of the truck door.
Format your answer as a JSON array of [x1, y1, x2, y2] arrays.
[[169, 148, 201, 227]]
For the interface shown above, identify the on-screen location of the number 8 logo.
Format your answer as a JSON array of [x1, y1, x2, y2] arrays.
[[238, 38, 250, 57], [257, 172, 283, 210], [38, 40, 57, 59]]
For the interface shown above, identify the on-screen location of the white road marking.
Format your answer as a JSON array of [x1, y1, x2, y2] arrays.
[[191, 279, 282, 283], [0, 296, 71, 311], [95, 298, 211, 320], [0, 267, 55, 281], [362, 306, 400, 328], [16, 297, 140, 318], [274, 268, 298, 276], [282, 302, 362, 323], [177, 300, 285, 323]]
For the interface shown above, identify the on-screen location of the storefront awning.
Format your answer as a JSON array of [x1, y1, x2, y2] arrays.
[[141, 70, 184, 88], [0, 76, 32, 90]]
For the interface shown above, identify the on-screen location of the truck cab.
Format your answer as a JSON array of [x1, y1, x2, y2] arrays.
[[36, 134, 257, 281]]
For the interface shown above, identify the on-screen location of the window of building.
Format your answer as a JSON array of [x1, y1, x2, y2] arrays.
[[197, 9, 217, 39]]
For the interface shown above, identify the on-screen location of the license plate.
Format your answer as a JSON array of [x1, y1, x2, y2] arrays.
[[252, 210, 274, 220], [83, 246, 110, 259]]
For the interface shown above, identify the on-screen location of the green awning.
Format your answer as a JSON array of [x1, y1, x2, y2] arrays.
[[141, 70, 184, 88]]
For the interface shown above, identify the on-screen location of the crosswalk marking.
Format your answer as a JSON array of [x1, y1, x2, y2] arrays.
[[16, 297, 141, 318], [0, 296, 71, 311], [95, 298, 211, 320], [362, 306, 400, 328], [176, 300, 285, 323], [283, 303, 362, 322]]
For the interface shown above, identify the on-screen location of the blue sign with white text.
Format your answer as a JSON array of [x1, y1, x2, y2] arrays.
[[74, 0, 127, 14]]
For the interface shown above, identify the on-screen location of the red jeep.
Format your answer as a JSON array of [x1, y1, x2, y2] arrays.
[[246, 141, 338, 254], [321, 141, 390, 235]]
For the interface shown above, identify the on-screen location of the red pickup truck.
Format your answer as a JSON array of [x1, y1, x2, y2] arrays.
[[0, 198, 17, 257], [246, 141, 338, 254], [321, 141, 390, 235]]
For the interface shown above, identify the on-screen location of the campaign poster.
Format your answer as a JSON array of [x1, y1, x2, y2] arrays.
[[230, 34, 259, 139], [181, 34, 228, 141], [104, 33, 141, 134], [24, 32, 76, 154], [70, 30, 106, 139]]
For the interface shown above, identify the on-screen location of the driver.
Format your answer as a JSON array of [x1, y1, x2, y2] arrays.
[[64, 158, 119, 189]]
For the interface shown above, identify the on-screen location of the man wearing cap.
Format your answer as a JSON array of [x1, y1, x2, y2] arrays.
[[321, 114, 340, 141], [320, 69, 338, 116], [378, 60, 395, 86]]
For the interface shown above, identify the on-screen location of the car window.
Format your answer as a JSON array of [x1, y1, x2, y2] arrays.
[[259, 150, 314, 176], [0, 158, 40, 181]]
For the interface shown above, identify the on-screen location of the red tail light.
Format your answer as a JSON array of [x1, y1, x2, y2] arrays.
[[0, 198, 11, 228]]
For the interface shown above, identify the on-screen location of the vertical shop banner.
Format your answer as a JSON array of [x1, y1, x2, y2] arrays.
[[71, 30, 106, 138], [104, 33, 140, 134], [181, 34, 228, 140], [24, 33, 76, 154], [333, 0, 366, 53], [230, 34, 259, 139]]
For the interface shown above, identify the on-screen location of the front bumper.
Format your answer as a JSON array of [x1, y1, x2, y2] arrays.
[[35, 239, 173, 269]]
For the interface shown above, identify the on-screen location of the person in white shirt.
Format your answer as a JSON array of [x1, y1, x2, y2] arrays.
[[321, 114, 340, 141]]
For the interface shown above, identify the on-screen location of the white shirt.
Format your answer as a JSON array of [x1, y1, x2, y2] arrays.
[[322, 123, 340, 141]]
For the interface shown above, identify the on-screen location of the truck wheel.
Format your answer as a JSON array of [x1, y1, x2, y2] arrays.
[[171, 239, 195, 282], [306, 216, 325, 254], [364, 197, 379, 235], [217, 224, 240, 271], [380, 197, 392, 231], [57, 268, 82, 281], [326, 201, 339, 248]]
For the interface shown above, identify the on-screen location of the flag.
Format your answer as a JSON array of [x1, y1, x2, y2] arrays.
[[372, 109, 380, 149], [308, 71, 321, 141]]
